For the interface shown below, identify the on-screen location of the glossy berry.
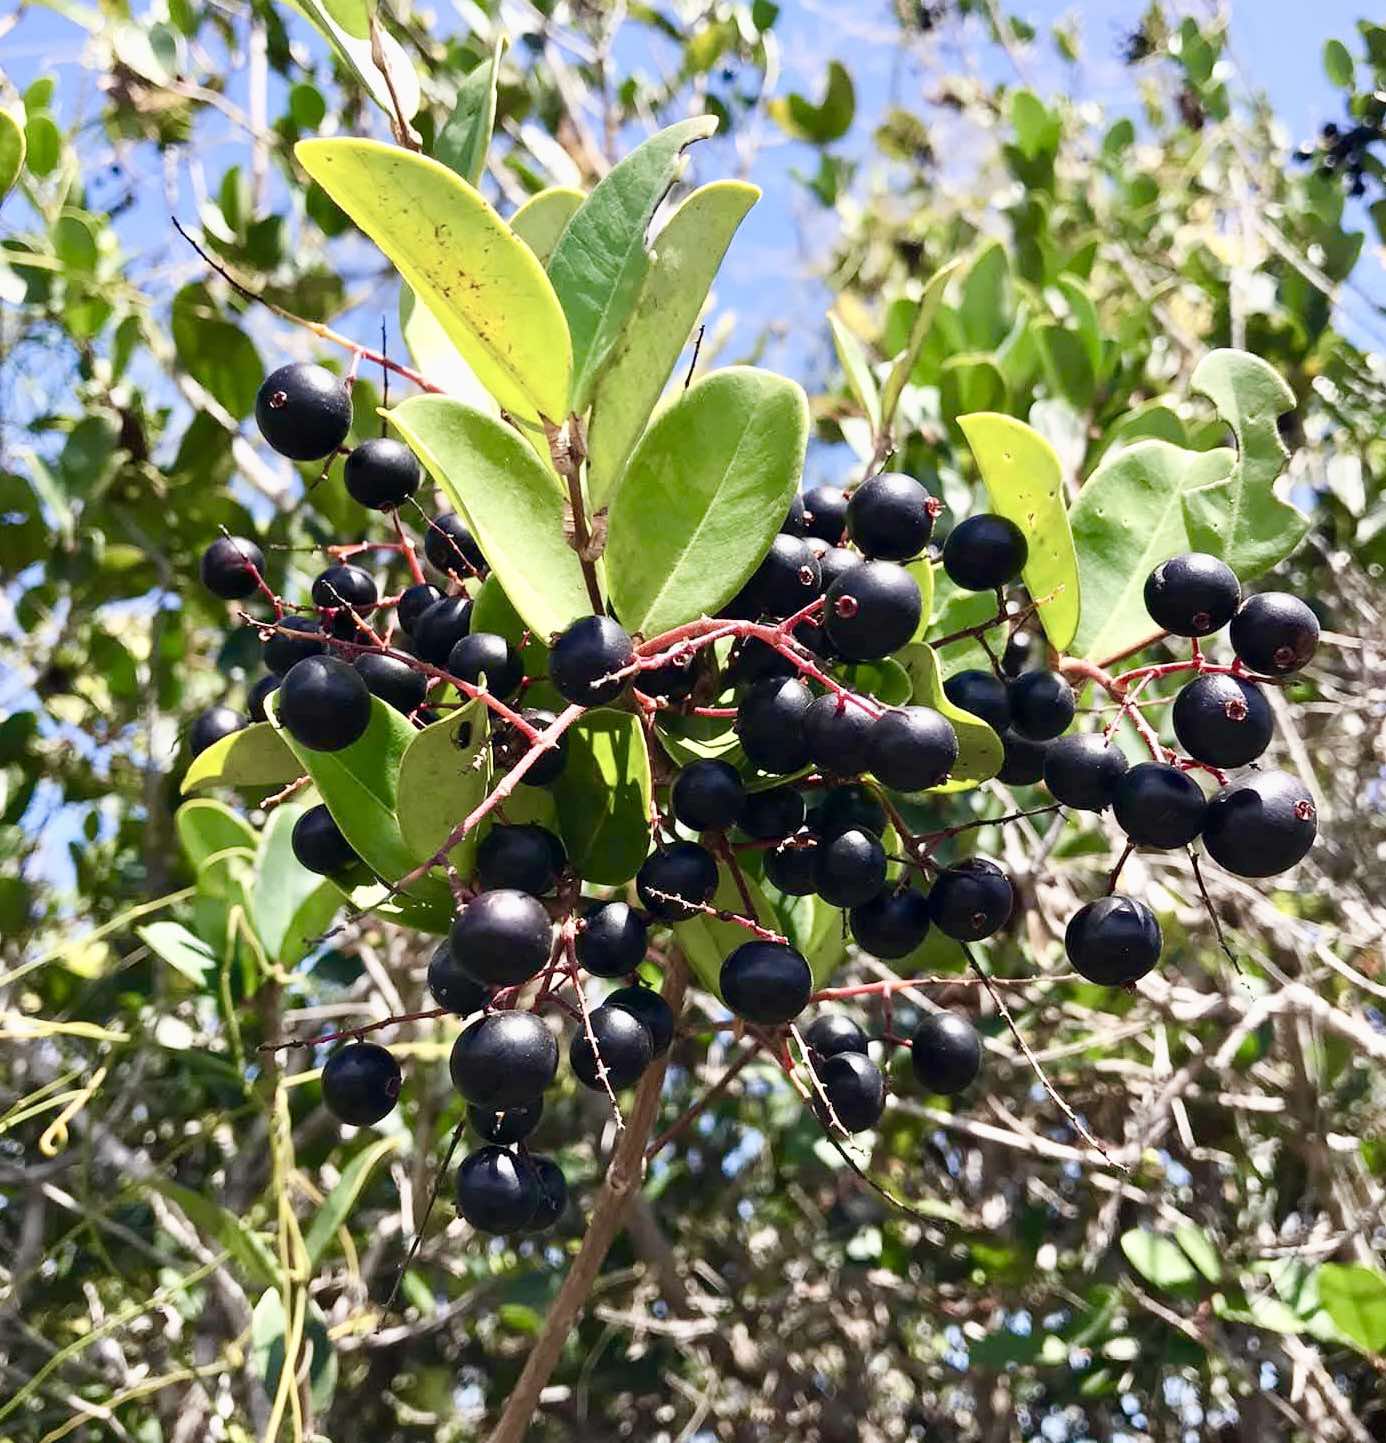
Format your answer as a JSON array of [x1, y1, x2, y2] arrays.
[[456, 1145, 539, 1233], [1201, 770, 1317, 877], [397, 583, 443, 636], [868, 706, 958, 792], [943, 669, 1011, 734], [739, 785, 807, 841], [424, 512, 485, 575], [816, 544, 860, 596], [996, 730, 1049, 785], [749, 533, 822, 618], [263, 615, 327, 676], [427, 941, 491, 1016], [1172, 674, 1273, 768], [800, 484, 849, 544], [1230, 592, 1319, 676], [549, 616, 635, 707], [569, 1004, 653, 1091], [607, 985, 675, 1057], [736, 677, 813, 774], [815, 1052, 886, 1133], [814, 827, 887, 907], [469, 1099, 542, 1145], [500, 708, 568, 787], [1113, 762, 1208, 849], [524, 1155, 568, 1232], [575, 901, 647, 978], [927, 858, 1013, 941], [764, 837, 821, 895], [1065, 895, 1162, 985], [200, 536, 265, 600], [189, 706, 244, 758], [1043, 733, 1128, 811], [671, 759, 746, 832], [1008, 671, 1075, 741], [411, 595, 473, 667], [354, 652, 427, 714], [291, 804, 357, 876], [636, 842, 718, 920], [803, 694, 875, 775], [321, 1042, 400, 1126], [247, 674, 280, 723], [476, 824, 564, 896], [449, 889, 553, 987], [941, 513, 1028, 592], [804, 1013, 869, 1059], [278, 655, 372, 752], [812, 783, 887, 840], [824, 561, 923, 661], [846, 472, 936, 561], [311, 564, 377, 614], [1143, 552, 1241, 637], [255, 362, 352, 461], [639, 655, 697, 700], [448, 632, 523, 701], [910, 1013, 982, 1094], [449, 1011, 558, 1108], [720, 941, 812, 1025], [344, 437, 420, 509], [782, 492, 810, 536], [849, 886, 930, 959]]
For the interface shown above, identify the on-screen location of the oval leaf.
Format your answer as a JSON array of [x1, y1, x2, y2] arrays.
[[605, 366, 808, 636], [399, 286, 498, 416], [0, 103, 25, 205], [250, 803, 342, 966], [181, 722, 301, 795], [175, 798, 256, 868], [435, 36, 505, 187], [1317, 1264, 1386, 1355], [553, 711, 652, 886], [510, 187, 585, 266], [396, 701, 490, 875], [898, 643, 1003, 793]]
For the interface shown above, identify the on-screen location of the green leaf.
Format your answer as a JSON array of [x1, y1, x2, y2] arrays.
[[1181, 350, 1309, 580], [547, 115, 718, 414], [171, 284, 263, 420], [1175, 1224, 1223, 1283], [398, 286, 498, 414], [137, 920, 216, 986], [941, 355, 1007, 429], [553, 711, 652, 885], [1011, 90, 1060, 159], [1120, 1229, 1199, 1290], [957, 412, 1081, 651], [959, 242, 1012, 351], [396, 702, 490, 876], [296, 139, 571, 425], [250, 804, 341, 965], [767, 61, 854, 144], [927, 571, 1003, 678], [676, 863, 773, 998], [828, 310, 880, 432], [152, 1181, 281, 1288], [898, 644, 1002, 793], [387, 396, 593, 638], [1323, 37, 1355, 88], [509, 187, 585, 266], [304, 1135, 401, 1266], [281, 0, 418, 124], [180, 722, 301, 795], [0, 104, 26, 205], [318, 0, 370, 39], [435, 36, 506, 187], [587, 180, 760, 508], [879, 257, 963, 434], [23, 113, 60, 178], [605, 366, 808, 636], [251, 1289, 337, 1416], [175, 798, 257, 869], [1317, 1264, 1386, 1354], [1068, 440, 1234, 663], [470, 573, 551, 679], [1035, 323, 1095, 408]]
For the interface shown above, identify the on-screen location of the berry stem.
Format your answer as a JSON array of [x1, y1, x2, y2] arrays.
[[644, 1042, 759, 1159], [258, 1007, 447, 1052], [546, 418, 606, 617], [810, 972, 1076, 1001]]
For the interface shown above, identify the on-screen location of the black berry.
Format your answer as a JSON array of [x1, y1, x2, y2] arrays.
[[469, 1099, 543, 1145], [764, 837, 821, 895], [1230, 592, 1319, 676], [1043, 733, 1128, 811], [941, 513, 1028, 592], [736, 676, 813, 774], [427, 940, 491, 1016], [846, 472, 936, 561], [263, 615, 327, 676], [927, 858, 1012, 941], [814, 1052, 886, 1133], [1112, 762, 1208, 849], [411, 595, 474, 667], [397, 583, 443, 636], [800, 484, 849, 544], [636, 841, 719, 920], [749, 533, 821, 617], [575, 901, 647, 978], [449, 889, 553, 987], [255, 362, 352, 461], [344, 437, 421, 510], [277, 655, 372, 752], [424, 512, 485, 575], [996, 729, 1049, 785], [549, 616, 635, 707], [782, 492, 810, 536], [354, 652, 427, 714], [943, 669, 1011, 733], [910, 1013, 981, 1094], [671, 759, 746, 832], [804, 1012, 869, 1059], [189, 706, 245, 758], [868, 706, 958, 792], [1143, 552, 1241, 637], [738, 785, 807, 840], [200, 536, 265, 600], [824, 560, 923, 661], [503, 708, 568, 787], [247, 674, 280, 723], [1065, 894, 1162, 985], [813, 827, 887, 907], [524, 1155, 568, 1232], [569, 1004, 653, 1090], [803, 693, 876, 775], [448, 631, 523, 700], [455, 1145, 539, 1233], [1008, 670, 1075, 741], [291, 803, 357, 875], [476, 824, 564, 895], [816, 544, 860, 596], [1201, 770, 1317, 877], [849, 885, 930, 958], [450, 1011, 558, 1108], [720, 941, 812, 1025], [812, 783, 887, 839], [1172, 674, 1273, 768], [321, 1042, 400, 1126], [606, 985, 674, 1056], [311, 563, 377, 614]]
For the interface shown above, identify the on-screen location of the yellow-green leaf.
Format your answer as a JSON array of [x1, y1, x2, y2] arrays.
[[898, 643, 1003, 793], [180, 722, 301, 795], [397, 701, 490, 876], [0, 103, 25, 205], [828, 309, 880, 432], [510, 186, 585, 266], [175, 798, 257, 869]]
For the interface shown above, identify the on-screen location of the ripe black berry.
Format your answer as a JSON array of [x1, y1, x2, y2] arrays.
[[764, 837, 820, 895], [312, 564, 377, 613], [278, 655, 372, 752], [499, 708, 568, 787], [997, 729, 1049, 785], [606, 985, 674, 1057], [800, 484, 849, 544], [849, 885, 930, 958], [739, 785, 807, 841], [736, 676, 813, 773], [803, 693, 875, 775], [321, 1042, 401, 1126], [396, 583, 443, 636], [575, 901, 647, 977], [448, 631, 523, 701], [549, 616, 635, 707], [450, 1011, 558, 1107], [1112, 762, 1207, 849], [671, 759, 746, 832], [189, 706, 245, 758], [469, 1099, 543, 1144], [941, 513, 1028, 592], [411, 595, 474, 667], [824, 560, 923, 661], [638, 655, 697, 699], [247, 674, 280, 723], [943, 669, 1011, 733], [1230, 592, 1319, 676], [1065, 895, 1162, 985], [344, 437, 420, 510], [449, 889, 553, 987], [1143, 552, 1241, 637], [846, 472, 936, 561], [354, 652, 427, 714], [910, 1013, 981, 1094], [1008, 670, 1075, 741], [812, 783, 887, 839], [291, 803, 357, 875], [1172, 674, 1273, 768], [569, 1004, 653, 1090], [749, 533, 821, 617], [636, 841, 719, 920], [524, 1155, 568, 1232], [816, 544, 860, 595], [1043, 733, 1128, 811], [814, 1052, 886, 1133], [424, 513, 485, 575], [720, 941, 812, 1025], [813, 827, 887, 907], [427, 940, 491, 1016], [868, 706, 958, 792], [263, 615, 327, 676], [476, 824, 564, 895], [200, 536, 265, 600], [782, 492, 810, 536], [456, 1145, 539, 1233], [255, 362, 352, 461], [804, 1013, 869, 1059], [1201, 770, 1317, 877], [927, 858, 1012, 941]]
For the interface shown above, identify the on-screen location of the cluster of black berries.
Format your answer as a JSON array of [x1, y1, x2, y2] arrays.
[[1294, 106, 1385, 200]]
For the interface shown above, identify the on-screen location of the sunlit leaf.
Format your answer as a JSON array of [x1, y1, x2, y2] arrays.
[[180, 722, 301, 795], [396, 701, 490, 876], [509, 187, 584, 265]]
